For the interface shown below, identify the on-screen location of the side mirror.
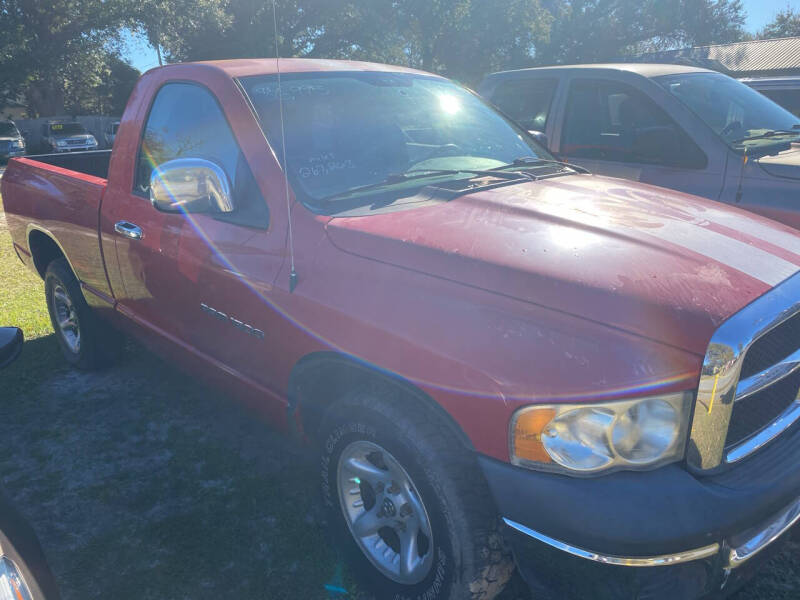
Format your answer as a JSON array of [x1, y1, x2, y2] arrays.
[[0, 328, 23, 369], [528, 130, 549, 149], [150, 158, 234, 214]]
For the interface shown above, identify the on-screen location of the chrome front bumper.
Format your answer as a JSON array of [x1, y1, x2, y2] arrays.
[[504, 493, 800, 570]]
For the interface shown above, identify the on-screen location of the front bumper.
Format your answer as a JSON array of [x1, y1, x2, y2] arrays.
[[54, 146, 96, 153], [479, 424, 800, 599]]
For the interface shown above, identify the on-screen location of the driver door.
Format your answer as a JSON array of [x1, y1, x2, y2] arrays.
[[557, 77, 724, 201], [102, 82, 285, 391]]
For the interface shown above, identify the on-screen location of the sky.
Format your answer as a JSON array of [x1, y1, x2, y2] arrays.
[[122, 0, 798, 73]]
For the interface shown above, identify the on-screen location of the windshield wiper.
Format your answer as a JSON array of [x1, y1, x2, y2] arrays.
[[321, 168, 532, 202], [490, 156, 590, 174], [731, 127, 800, 145]]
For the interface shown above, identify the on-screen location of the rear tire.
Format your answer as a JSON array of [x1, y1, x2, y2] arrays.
[[44, 257, 121, 369], [319, 385, 514, 600]]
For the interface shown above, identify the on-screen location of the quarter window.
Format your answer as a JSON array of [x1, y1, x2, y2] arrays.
[[135, 82, 268, 228], [562, 79, 707, 169]]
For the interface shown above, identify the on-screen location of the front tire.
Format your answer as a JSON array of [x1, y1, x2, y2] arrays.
[[319, 387, 513, 600], [44, 258, 121, 369]]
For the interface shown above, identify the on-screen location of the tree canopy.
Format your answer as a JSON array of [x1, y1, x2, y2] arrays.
[[759, 7, 800, 39], [1, 0, 754, 116], [0, 0, 137, 116]]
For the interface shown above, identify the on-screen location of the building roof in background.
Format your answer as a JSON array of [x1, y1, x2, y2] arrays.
[[638, 37, 800, 76]]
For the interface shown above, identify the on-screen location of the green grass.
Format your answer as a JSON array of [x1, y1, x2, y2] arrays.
[[0, 192, 796, 599], [0, 196, 51, 339]]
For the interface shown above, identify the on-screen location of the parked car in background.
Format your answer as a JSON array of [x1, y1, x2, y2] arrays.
[[40, 121, 98, 154], [104, 120, 120, 148], [0, 120, 26, 162], [0, 327, 61, 600], [4, 59, 800, 600], [742, 76, 800, 118], [479, 64, 800, 229]]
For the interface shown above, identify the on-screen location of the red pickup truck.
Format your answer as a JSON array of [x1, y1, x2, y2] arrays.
[[4, 59, 800, 600]]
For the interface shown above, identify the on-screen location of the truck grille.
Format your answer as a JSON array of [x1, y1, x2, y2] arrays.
[[688, 272, 800, 472], [739, 312, 800, 379], [66, 139, 84, 146], [726, 371, 800, 448], [724, 312, 800, 458]]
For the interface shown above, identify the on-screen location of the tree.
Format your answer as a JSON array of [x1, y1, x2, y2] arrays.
[[534, 0, 745, 64], [0, 0, 132, 116], [759, 6, 800, 39]]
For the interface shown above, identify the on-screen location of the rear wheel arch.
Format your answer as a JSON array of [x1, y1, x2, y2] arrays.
[[27, 229, 66, 279], [288, 351, 475, 452]]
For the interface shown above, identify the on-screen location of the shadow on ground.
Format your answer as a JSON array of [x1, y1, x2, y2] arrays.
[[0, 336, 795, 599]]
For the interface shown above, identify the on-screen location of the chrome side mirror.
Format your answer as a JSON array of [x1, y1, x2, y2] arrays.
[[150, 158, 234, 214], [0, 328, 23, 369]]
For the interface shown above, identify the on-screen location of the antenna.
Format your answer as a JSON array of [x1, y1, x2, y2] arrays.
[[273, 0, 298, 292]]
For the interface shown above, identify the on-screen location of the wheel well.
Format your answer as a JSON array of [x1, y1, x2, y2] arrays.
[[28, 230, 65, 279], [288, 352, 475, 451]]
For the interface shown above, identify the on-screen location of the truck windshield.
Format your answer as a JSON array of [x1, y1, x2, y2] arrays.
[[656, 72, 800, 152], [0, 122, 18, 137], [239, 72, 553, 209], [50, 123, 86, 135]]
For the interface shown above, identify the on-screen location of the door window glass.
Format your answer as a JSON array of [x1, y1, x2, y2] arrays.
[[135, 82, 268, 228], [562, 79, 706, 169], [490, 78, 558, 132]]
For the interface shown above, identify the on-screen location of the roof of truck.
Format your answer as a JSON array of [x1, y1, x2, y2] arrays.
[[149, 58, 438, 79], [484, 63, 712, 80]]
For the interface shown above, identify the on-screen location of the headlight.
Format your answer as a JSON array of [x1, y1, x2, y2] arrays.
[[56, 140, 67, 147], [510, 392, 692, 475], [88, 136, 97, 145], [10, 140, 23, 149]]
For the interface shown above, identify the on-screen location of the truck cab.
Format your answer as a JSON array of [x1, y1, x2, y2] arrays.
[[479, 64, 800, 230]]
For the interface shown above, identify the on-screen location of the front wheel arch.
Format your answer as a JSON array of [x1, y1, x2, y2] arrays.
[[287, 351, 475, 452]]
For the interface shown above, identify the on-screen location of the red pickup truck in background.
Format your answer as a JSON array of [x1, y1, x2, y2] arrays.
[[3, 59, 800, 600]]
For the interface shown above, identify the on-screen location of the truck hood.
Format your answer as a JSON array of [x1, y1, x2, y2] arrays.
[[757, 143, 800, 180], [325, 175, 800, 355]]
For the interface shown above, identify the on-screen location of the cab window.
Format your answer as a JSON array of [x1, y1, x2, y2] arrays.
[[135, 82, 268, 228], [562, 79, 707, 169], [490, 78, 558, 132]]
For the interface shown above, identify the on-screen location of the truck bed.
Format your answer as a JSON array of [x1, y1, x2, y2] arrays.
[[1, 153, 114, 303], [24, 150, 112, 180]]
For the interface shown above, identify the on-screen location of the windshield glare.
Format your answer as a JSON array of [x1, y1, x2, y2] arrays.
[[0, 122, 19, 137], [657, 72, 800, 149], [240, 72, 552, 207]]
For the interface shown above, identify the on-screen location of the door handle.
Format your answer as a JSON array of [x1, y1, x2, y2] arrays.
[[114, 221, 143, 240]]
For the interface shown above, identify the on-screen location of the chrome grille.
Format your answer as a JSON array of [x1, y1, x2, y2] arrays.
[[740, 312, 800, 379], [688, 272, 800, 472], [726, 371, 800, 447]]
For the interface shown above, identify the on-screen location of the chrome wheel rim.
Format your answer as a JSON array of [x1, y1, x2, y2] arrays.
[[337, 440, 434, 585], [52, 283, 80, 353]]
